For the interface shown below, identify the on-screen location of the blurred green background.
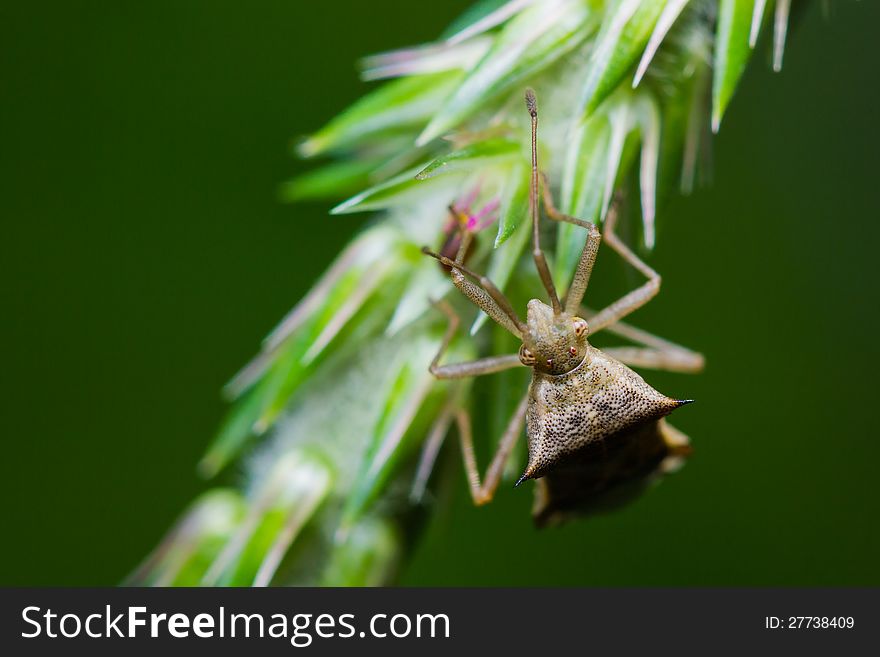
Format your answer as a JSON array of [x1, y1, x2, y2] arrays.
[[2, 1, 877, 586]]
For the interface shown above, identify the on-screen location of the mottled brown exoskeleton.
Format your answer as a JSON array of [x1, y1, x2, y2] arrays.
[[419, 90, 704, 526]]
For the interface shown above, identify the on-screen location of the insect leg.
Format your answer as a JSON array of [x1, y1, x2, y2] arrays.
[[657, 419, 693, 473], [659, 419, 693, 456], [414, 300, 524, 502], [451, 268, 523, 338], [538, 171, 601, 314], [456, 392, 529, 506], [429, 299, 523, 379], [587, 200, 662, 333], [584, 309, 704, 373], [600, 345, 703, 374]]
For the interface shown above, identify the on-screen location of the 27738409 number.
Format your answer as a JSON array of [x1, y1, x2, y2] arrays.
[[765, 617, 855, 629]]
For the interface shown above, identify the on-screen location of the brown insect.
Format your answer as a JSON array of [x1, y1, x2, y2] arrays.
[[420, 90, 704, 526]]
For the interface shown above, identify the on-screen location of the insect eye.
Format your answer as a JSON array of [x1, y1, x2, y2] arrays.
[[518, 344, 536, 366], [573, 318, 589, 337]]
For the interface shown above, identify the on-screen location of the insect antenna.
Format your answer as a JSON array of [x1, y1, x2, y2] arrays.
[[421, 247, 527, 333], [525, 89, 562, 316]]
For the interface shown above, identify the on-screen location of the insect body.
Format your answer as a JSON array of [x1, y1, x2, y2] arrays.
[[522, 315, 693, 526], [420, 90, 703, 525]]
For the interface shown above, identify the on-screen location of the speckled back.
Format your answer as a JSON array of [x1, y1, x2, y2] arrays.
[[522, 346, 687, 481]]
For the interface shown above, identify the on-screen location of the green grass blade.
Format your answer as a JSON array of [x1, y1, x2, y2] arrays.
[[386, 252, 451, 335], [127, 490, 247, 586], [633, 0, 691, 88], [415, 138, 519, 179], [493, 160, 530, 246], [203, 450, 333, 586], [442, 0, 532, 42], [773, 0, 792, 72], [712, 0, 755, 132], [418, 0, 593, 145], [339, 354, 439, 530], [555, 114, 611, 289], [634, 92, 661, 248], [299, 73, 462, 157], [320, 517, 401, 586], [280, 159, 378, 202], [332, 166, 466, 214], [749, 0, 768, 46], [578, 0, 666, 116]]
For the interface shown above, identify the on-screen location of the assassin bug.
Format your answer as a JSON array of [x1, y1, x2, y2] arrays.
[[420, 90, 704, 526]]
